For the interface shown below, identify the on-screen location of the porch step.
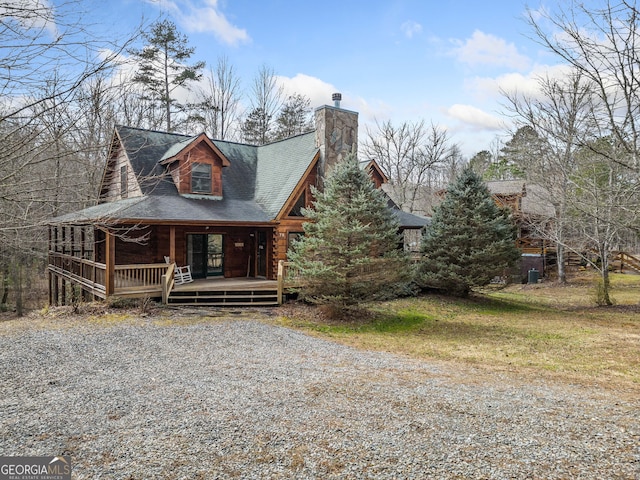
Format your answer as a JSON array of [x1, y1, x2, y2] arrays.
[[167, 289, 279, 306]]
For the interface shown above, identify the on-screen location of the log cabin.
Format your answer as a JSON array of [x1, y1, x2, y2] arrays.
[[486, 180, 555, 279], [47, 101, 429, 306]]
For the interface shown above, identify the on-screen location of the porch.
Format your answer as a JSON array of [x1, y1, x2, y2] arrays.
[[48, 249, 296, 306]]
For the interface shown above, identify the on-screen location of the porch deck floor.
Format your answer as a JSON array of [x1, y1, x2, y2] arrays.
[[173, 277, 278, 292]]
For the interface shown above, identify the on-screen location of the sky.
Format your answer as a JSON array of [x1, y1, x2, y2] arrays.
[[82, 0, 570, 157]]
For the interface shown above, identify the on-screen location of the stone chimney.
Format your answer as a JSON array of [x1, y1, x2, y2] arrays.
[[314, 93, 358, 182]]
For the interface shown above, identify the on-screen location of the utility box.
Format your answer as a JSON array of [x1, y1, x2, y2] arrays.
[[528, 268, 539, 284]]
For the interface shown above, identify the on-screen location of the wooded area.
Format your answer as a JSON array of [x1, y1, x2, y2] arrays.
[[3, 0, 640, 312]]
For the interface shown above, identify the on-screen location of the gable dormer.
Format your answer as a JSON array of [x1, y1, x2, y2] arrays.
[[160, 133, 231, 198], [99, 130, 143, 203]]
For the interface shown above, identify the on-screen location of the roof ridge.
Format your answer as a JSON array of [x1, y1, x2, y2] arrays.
[[116, 124, 193, 140], [260, 130, 315, 147]]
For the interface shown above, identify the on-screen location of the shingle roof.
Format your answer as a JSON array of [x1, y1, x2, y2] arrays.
[[254, 132, 318, 217], [486, 180, 526, 196], [49, 195, 271, 225], [392, 209, 431, 229], [51, 126, 427, 229], [116, 125, 191, 196], [53, 127, 315, 224]]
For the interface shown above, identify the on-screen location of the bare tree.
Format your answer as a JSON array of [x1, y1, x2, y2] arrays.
[[0, 0, 131, 313], [195, 56, 242, 140], [523, 1, 640, 295], [362, 119, 457, 214], [568, 139, 640, 304], [502, 71, 597, 283], [242, 64, 283, 145], [526, 1, 640, 169]]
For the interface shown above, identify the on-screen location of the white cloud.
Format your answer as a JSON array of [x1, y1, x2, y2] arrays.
[[446, 104, 504, 131], [465, 63, 573, 101], [0, 0, 57, 36], [451, 30, 530, 70], [276, 73, 339, 110], [274, 74, 390, 131], [401, 20, 422, 39], [144, 0, 250, 46]]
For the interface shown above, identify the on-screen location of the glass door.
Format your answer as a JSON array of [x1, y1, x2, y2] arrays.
[[187, 234, 224, 278], [207, 234, 223, 276]]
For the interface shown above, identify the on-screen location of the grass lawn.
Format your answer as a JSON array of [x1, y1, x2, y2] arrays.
[[276, 272, 640, 391]]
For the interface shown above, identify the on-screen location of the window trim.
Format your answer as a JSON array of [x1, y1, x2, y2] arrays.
[[191, 162, 212, 194]]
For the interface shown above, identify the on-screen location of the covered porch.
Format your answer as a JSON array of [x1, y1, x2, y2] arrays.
[[47, 222, 292, 306]]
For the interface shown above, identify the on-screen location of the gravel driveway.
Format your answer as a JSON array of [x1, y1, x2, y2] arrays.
[[0, 315, 638, 479]]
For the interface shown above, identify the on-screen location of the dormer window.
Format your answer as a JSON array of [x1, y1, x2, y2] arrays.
[[191, 163, 212, 194]]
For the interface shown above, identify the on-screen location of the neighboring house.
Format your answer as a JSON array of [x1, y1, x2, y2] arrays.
[[47, 101, 429, 306], [486, 180, 555, 278]]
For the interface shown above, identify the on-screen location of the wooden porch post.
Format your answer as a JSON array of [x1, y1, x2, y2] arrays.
[[105, 230, 115, 296], [48, 271, 54, 306], [169, 226, 176, 262], [277, 260, 285, 305]]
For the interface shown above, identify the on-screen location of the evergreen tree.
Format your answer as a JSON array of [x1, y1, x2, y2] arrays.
[[273, 93, 313, 140], [129, 19, 205, 132], [241, 107, 272, 145], [419, 166, 520, 297], [288, 153, 410, 309]]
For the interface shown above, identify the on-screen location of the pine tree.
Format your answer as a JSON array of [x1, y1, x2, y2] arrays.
[[419, 166, 520, 297], [241, 107, 271, 145], [129, 19, 205, 132], [288, 153, 410, 309], [273, 93, 313, 140]]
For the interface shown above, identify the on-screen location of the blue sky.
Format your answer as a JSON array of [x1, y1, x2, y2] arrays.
[[92, 0, 567, 156]]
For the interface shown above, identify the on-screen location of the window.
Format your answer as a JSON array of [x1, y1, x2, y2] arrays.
[[191, 163, 212, 194], [288, 190, 306, 216], [120, 165, 128, 198]]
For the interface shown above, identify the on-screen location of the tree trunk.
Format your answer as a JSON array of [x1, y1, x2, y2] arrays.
[[13, 262, 23, 317], [598, 246, 613, 306], [1, 265, 9, 306], [556, 243, 566, 284]]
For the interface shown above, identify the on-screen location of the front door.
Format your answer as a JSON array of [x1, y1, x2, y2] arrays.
[[187, 234, 224, 278]]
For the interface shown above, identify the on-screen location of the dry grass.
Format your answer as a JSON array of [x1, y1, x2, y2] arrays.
[[276, 272, 640, 393], [3, 270, 638, 394]]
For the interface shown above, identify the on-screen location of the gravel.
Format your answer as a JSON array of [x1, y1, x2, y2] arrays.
[[0, 315, 638, 479]]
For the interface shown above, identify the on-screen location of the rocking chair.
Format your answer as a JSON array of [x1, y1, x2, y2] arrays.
[[164, 256, 193, 285]]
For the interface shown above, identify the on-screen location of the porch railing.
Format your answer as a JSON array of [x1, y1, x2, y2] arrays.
[[49, 252, 170, 299], [277, 260, 302, 304], [48, 251, 107, 298], [114, 264, 170, 296]]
